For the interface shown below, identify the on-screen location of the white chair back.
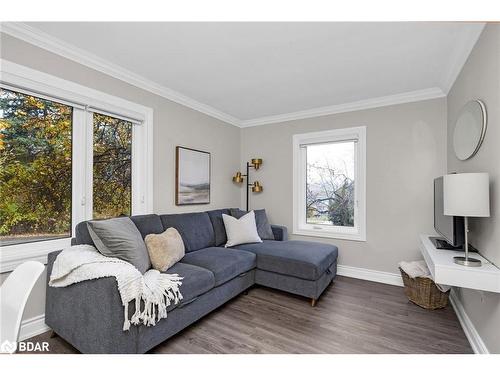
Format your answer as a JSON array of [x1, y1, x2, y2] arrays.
[[0, 261, 45, 347]]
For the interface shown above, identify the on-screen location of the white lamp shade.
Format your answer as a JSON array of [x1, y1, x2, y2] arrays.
[[443, 173, 490, 217]]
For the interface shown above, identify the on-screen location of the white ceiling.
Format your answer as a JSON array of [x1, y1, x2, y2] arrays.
[[13, 22, 485, 125]]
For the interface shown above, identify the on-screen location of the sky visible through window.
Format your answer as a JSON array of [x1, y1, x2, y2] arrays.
[[306, 141, 355, 227]]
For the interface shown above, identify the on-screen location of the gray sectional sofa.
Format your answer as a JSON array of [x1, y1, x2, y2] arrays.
[[45, 208, 338, 353]]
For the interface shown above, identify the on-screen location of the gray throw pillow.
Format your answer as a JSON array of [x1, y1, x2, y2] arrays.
[[230, 208, 275, 240], [87, 217, 151, 274]]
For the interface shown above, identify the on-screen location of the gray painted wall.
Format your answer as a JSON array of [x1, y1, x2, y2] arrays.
[[241, 98, 447, 273], [3, 25, 497, 354], [0, 33, 242, 321], [447, 24, 500, 354]]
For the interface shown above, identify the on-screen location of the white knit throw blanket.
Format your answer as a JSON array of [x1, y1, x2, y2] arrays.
[[49, 245, 183, 331]]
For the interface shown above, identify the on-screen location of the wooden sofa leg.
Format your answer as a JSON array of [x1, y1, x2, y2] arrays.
[[311, 298, 317, 307], [50, 330, 58, 339]]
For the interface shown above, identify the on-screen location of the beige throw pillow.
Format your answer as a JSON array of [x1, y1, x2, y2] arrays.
[[145, 228, 185, 272]]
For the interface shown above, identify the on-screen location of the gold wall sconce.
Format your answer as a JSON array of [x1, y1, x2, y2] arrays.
[[232, 158, 264, 210]]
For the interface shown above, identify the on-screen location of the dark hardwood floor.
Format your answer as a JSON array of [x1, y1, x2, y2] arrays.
[[25, 276, 472, 354]]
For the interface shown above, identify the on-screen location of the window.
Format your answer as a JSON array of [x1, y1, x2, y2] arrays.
[[92, 113, 132, 219], [0, 88, 73, 246], [293, 126, 366, 241], [0, 60, 153, 271], [0, 90, 139, 246]]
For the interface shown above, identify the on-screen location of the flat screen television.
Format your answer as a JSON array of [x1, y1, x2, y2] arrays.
[[434, 176, 464, 248]]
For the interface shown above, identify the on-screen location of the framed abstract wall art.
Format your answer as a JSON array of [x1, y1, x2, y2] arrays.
[[175, 146, 211, 205]]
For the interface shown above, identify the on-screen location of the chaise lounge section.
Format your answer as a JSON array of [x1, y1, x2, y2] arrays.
[[45, 209, 338, 353]]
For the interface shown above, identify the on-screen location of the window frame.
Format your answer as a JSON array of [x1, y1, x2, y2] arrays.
[[0, 59, 154, 272], [292, 126, 366, 242]]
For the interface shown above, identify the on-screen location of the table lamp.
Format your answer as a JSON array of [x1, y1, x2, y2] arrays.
[[443, 173, 490, 267]]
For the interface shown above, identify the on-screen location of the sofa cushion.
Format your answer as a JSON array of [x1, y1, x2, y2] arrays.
[[223, 211, 262, 247], [234, 240, 338, 281], [230, 209, 275, 240], [87, 217, 151, 274], [206, 209, 231, 246], [130, 214, 164, 239], [145, 228, 185, 272], [73, 214, 163, 246], [180, 247, 256, 286], [74, 221, 95, 246], [160, 212, 215, 252], [165, 262, 215, 312]]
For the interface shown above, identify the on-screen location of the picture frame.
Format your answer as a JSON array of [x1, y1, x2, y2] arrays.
[[175, 146, 211, 205]]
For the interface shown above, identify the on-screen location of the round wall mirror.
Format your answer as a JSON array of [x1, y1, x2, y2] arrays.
[[453, 99, 487, 161]]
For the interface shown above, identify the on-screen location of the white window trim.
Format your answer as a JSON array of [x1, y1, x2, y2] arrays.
[[0, 59, 154, 272], [292, 126, 366, 242]]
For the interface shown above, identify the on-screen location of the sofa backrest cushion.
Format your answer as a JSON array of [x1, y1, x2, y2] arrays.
[[74, 221, 94, 246], [73, 214, 163, 246], [160, 212, 215, 252], [130, 214, 164, 239], [206, 209, 231, 246]]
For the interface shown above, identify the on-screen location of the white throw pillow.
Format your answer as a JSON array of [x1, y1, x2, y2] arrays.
[[222, 211, 263, 247]]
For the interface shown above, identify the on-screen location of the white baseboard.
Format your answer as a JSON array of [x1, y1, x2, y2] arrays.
[[19, 314, 49, 341], [337, 264, 404, 287], [449, 289, 489, 354]]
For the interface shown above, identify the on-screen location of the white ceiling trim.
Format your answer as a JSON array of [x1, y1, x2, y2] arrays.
[[0, 22, 241, 127], [439, 23, 486, 94], [240, 87, 446, 127], [0, 22, 477, 129]]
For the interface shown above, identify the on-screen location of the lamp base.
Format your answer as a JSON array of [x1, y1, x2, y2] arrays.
[[453, 256, 482, 267]]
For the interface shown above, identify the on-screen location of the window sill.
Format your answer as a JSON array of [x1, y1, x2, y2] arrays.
[[293, 229, 366, 242], [0, 238, 71, 273]]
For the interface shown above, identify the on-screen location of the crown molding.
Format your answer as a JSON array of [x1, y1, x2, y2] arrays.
[[2, 22, 475, 129], [240, 87, 446, 127], [0, 22, 241, 127], [439, 23, 486, 94]]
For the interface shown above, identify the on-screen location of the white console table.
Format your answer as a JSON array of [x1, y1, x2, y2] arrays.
[[419, 234, 500, 293]]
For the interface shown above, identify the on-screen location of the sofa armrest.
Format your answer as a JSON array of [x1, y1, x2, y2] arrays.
[[45, 251, 138, 353], [271, 225, 288, 241]]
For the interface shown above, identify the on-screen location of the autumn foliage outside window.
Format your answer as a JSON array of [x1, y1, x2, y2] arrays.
[[0, 88, 133, 246], [0, 88, 72, 245], [92, 113, 132, 220]]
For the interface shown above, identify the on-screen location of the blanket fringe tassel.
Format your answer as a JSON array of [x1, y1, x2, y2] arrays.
[[123, 274, 183, 331]]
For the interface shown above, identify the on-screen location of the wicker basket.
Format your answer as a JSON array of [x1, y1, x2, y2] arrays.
[[399, 268, 449, 309]]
